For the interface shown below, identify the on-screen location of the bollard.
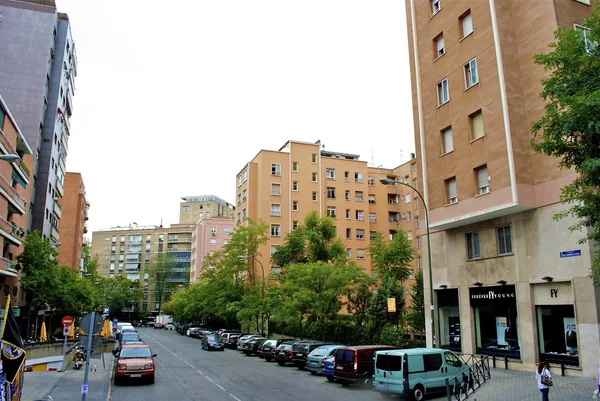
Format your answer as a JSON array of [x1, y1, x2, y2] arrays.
[[446, 377, 452, 401], [560, 362, 565, 377], [504, 355, 508, 369], [492, 354, 496, 368]]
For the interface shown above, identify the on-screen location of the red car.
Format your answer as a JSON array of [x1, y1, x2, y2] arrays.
[[154, 323, 164, 329]]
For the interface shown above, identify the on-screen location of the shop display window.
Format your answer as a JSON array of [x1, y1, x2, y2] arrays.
[[536, 305, 578, 366], [438, 288, 461, 352]]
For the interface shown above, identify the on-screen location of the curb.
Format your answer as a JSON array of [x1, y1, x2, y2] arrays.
[[106, 354, 115, 401]]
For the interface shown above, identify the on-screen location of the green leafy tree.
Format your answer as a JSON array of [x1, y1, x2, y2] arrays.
[[368, 231, 413, 283], [407, 269, 425, 333], [98, 275, 143, 318], [146, 253, 178, 314], [531, 5, 600, 284], [52, 267, 98, 315]]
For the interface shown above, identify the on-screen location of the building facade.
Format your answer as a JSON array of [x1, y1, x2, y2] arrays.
[[0, 0, 77, 244], [190, 217, 235, 282], [405, 0, 598, 376], [90, 224, 193, 313], [179, 195, 235, 224], [235, 140, 421, 310], [0, 94, 34, 314], [57, 172, 88, 271]]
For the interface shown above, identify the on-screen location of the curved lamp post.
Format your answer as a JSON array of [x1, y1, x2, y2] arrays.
[[0, 154, 21, 162], [380, 177, 436, 347]]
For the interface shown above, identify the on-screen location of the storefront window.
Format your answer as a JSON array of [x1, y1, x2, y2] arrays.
[[470, 285, 520, 359], [536, 305, 578, 366], [438, 288, 461, 352]]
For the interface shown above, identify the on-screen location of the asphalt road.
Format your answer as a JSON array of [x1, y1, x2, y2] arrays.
[[109, 327, 428, 401]]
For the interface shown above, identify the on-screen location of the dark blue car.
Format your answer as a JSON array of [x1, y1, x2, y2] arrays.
[[323, 355, 335, 382]]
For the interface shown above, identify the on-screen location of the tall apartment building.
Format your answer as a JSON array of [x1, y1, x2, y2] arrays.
[[405, 0, 598, 376], [57, 172, 89, 271], [179, 195, 235, 224], [90, 224, 193, 313], [235, 140, 421, 309], [0, 94, 34, 316], [0, 0, 77, 243], [190, 217, 234, 282]]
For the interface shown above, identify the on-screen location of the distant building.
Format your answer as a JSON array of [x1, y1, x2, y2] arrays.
[[0, 0, 77, 243], [179, 195, 235, 224], [190, 217, 234, 282], [57, 172, 89, 271]]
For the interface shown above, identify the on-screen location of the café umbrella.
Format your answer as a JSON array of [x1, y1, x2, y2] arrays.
[[68, 323, 74, 340], [39, 322, 48, 342]]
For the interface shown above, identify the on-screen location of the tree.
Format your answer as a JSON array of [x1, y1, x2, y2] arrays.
[[146, 253, 177, 315], [531, 5, 600, 284], [407, 269, 425, 333], [97, 275, 143, 318], [51, 267, 98, 315], [368, 231, 413, 283]]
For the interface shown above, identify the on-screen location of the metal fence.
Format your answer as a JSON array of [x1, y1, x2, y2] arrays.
[[445, 354, 491, 401]]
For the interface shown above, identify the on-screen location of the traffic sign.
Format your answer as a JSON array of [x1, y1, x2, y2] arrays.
[[63, 325, 70, 335], [62, 315, 74, 327], [80, 313, 103, 335]]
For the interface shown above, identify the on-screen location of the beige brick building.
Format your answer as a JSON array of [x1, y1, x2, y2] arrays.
[[57, 172, 88, 271], [179, 195, 235, 224], [405, 0, 598, 376], [236, 140, 420, 309]]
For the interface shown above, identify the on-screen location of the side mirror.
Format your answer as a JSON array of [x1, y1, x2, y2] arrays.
[[152, 353, 157, 357]]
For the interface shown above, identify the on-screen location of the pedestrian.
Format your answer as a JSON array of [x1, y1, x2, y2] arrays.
[[594, 368, 600, 400], [536, 361, 552, 401]]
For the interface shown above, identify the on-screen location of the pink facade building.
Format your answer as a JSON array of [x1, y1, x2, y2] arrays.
[[190, 217, 234, 282]]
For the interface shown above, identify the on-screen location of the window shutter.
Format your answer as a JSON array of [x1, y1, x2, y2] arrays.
[[436, 36, 445, 55], [448, 178, 457, 199], [477, 166, 488, 188], [472, 112, 484, 139], [443, 128, 453, 153], [462, 13, 473, 36]]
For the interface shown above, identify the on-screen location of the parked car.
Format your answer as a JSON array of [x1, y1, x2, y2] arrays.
[[164, 323, 175, 330], [186, 326, 204, 337], [201, 334, 225, 351], [113, 343, 157, 385], [154, 323, 164, 329], [322, 355, 336, 382], [306, 345, 344, 375], [258, 339, 296, 361], [241, 337, 267, 356], [334, 345, 398, 388], [219, 331, 242, 347], [236, 335, 263, 351], [119, 332, 141, 347], [274, 343, 296, 366], [292, 342, 332, 369], [145, 321, 156, 327], [373, 348, 469, 401]]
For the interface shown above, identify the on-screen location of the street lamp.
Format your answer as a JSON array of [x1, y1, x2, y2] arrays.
[[380, 177, 436, 348], [0, 154, 21, 162]]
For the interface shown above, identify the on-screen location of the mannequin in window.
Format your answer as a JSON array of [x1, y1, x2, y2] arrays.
[[566, 329, 577, 349], [505, 325, 518, 348]]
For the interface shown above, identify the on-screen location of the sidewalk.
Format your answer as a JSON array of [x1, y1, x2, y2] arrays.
[[22, 352, 114, 401], [471, 367, 597, 401]]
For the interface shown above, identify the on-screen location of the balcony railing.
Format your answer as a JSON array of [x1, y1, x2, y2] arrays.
[[54, 202, 62, 219], [0, 257, 18, 276], [0, 174, 25, 213], [0, 217, 23, 244], [55, 177, 64, 197], [128, 240, 142, 245], [167, 238, 192, 243], [0, 129, 18, 158], [51, 225, 59, 242], [167, 248, 191, 253]]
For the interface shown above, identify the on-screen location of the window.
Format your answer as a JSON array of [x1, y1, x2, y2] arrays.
[[356, 210, 364, 220], [497, 226, 513, 255], [327, 206, 336, 218], [406, 194, 411, 204], [470, 110, 484, 140], [312, 153, 318, 163], [460, 11, 473, 38], [237, 193, 241, 205], [413, 179, 417, 188], [345, 190, 350, 200], [346, 248, 352, 258], [210, 226, 217, 234], [270, 245, 279, 256], [292, 181, 298, 191], [476, 165, 489, 194], [346, 209, 351, 219], [574, 0, 591, 4], [293, 201, 299, 211], [354, 172, 363, 183], [369, 213, 376, 223], [368, 232, 376, 241], [292, 221, 299, 230], [292, 162, 299, 172], [243, 170, 247, 181], [271, 163, 281, 176], [407, 232, 413, 240], [271, 183, 281, 196], [407, 212, 412, 222], [368, 195, 376, 204], [355, 191, 363, 202], [312, 172, 318, 182], [368, 176, 375, 186], [327, 187, 336, 199], [418, 257, 422, 268], [466, 232, 480, 259], [437, 78, 449, 106], [312, 192, 318, 201], [270, 204, 281, 216], [414, 199, 418, 209], [237, 213, 240, 223], [424, 354, 443, 372], [344, 171, 350, 181], [435, 34, 445, 57], [575, 24, 592, 52], [183, 206, 190, 212], [446, 177, 457, 204], [237, 175, 242, 187], [464, 58, 479, 88], [431, 0, 441, 15], [356, 229, 365, 240], [270, 224, 281, 237], [224, 227, 231, 235], [242, 208, 247, 220], [326, 169, 335, 180], [412, 164, 416, 172], [416, 237, 421, 249], [357, 249, 365, 260], [346, 228, 351, 239], [210, 239, 217, 246], [242, 189, 247, 200], [416, 219, 420, 229]]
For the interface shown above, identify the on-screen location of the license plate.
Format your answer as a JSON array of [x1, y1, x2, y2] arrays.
[[336, 366, 343, 370], [296, 353, 303, 357], [263, 347, 271, 351], [130, 374, 142, 378]]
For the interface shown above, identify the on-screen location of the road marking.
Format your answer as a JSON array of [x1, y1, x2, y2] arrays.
[[205, 377, 214, 383], [230, 395, 242, 401], [215, 384, 226, 391], [196, 369, 204, 375]]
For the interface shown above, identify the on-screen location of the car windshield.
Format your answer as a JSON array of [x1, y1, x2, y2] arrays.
[[263, 340, 276, 346], [120, 347, 152, 359], [207, 335, 218, 341], [122, 333, 140, 342], [278, 344, 292, 350]]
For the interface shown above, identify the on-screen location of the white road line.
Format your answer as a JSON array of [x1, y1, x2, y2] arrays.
[[229, 395, 242, 401], [196, 369, 204, 375], [189, 365, 195, 369], [205, 377, 214, 383], [215, 384, 226, 391]]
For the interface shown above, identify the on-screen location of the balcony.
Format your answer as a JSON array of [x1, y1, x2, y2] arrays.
[[0, 217, 23, 246], [65, 88, 73, 116], [167, 248, 191, 253], [0, 128, 18, 159], [55, 176, 64, 198], [0, 175, 25, 214], [126, 249, 141, 254], [128, 240, 142, 245], [174, 257, 191, 263], [54, 202, 62, 219], [83, 222, 88, 234], [0, 257, 18, 278], [167, 238, 192, 243], [51, 225, 59, 242]]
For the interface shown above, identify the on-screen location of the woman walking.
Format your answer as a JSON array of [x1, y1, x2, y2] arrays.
[[536, 361, 552, 401]]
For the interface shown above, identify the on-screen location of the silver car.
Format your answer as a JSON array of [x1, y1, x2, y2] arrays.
[[306, 345, 344, 375]]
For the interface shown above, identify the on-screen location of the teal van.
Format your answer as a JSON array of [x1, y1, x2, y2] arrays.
[[372, 348, 468, 401]]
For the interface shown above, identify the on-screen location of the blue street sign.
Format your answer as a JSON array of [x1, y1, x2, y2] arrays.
[[560, 250, 581, 258]]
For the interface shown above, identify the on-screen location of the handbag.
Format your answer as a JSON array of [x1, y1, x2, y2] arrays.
[[541, 372, 553, 387]]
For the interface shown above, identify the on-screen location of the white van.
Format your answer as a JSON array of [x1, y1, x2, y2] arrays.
[[373, 348, 468, 401]]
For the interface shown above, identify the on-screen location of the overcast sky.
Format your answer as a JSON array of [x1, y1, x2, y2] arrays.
[[57, 0, 415, 235]]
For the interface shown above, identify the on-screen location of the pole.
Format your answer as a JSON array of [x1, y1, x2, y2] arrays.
[[82, 311, 95, 401]]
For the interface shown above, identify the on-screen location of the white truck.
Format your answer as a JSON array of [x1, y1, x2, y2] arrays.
[[155, 315, 173, 327]]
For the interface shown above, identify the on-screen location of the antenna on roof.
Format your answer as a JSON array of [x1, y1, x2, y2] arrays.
[[160, 218, 163, 228]]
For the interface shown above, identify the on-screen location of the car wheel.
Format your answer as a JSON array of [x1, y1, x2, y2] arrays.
[[277, 361, 285, 366], [326, 377, 334, 382], [412, 385, 425, 401], [265, 357, 272, 362], [114, 376, 122, 386], [361, 376, 373, 388], [310, 371, 316, 375], [341, 382, 350, 387], [148, 375, 155, 385]]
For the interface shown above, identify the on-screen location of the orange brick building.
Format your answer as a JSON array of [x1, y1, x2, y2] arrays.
[[57, 172, 88, 271]]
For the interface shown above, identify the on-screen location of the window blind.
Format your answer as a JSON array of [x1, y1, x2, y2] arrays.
[[472, 112, 484, 139], [477, 166, 488, 188]]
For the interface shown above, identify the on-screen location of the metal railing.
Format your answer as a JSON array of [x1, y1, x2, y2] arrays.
[[445, 355, 491, 400]]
